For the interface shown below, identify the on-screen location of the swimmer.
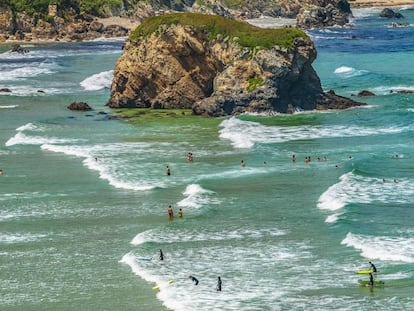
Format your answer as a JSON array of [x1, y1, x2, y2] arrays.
[[241, 160, 246, 168], [189, 275, 199, 285], [291, 155, 296, 162], [178, 208, 183, 218], [166, 165, 171, 176]]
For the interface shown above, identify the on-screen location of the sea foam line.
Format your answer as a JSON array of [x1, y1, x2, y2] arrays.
[[80, 70, 113, 91], [342, 232, 414, 263], [219, 117, 409, 149]]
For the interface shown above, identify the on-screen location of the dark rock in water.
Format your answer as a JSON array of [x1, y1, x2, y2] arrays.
[[11, 44, 29, 53], [67, 101, 92, 111], [380, 8, 404, 19], [356, 90, 376, 97], [390, 89, 414, 94], [0, 88, 12, 92]]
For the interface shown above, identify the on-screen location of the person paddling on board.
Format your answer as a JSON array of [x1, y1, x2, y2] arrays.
[[369, 261, 377, 273], [189, 275, 199, 285]]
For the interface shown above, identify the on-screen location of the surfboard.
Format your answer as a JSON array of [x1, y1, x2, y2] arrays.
[[355, 269, 375, 274], [358, 279, 384, 286], [152, 279, 174, 291], [137, 257, 152, 261]]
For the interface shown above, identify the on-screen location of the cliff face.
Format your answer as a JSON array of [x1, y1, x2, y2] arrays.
[[0, 0, 353, 41], [108, 13, 362, 116]]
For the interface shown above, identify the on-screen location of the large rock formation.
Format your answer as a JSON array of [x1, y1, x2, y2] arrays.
[[0, 0, 354, 41], [108, 13, 363, 116]]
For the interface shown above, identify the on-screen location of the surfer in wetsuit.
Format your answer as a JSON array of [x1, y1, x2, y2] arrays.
[[369, 261, 377, 273], [368, 273, 374, 286], [159, 249, 164, 261], [189, 275, 199, 285], [216, 276, 222, 291]]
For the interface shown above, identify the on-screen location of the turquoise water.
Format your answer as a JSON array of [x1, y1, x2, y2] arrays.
[[1, 7, 414, 311]]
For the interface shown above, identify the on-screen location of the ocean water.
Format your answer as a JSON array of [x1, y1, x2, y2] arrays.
[[1, 7, 414, 311]]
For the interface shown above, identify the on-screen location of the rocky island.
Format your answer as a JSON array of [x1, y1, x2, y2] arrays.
[[107, 13, 363, 116]]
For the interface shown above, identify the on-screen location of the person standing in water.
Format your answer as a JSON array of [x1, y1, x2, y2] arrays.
[[166, 165, 171, 176], [168, 205, 174, 220], [178, 208, 183, 218], [369, 261, 377, 272], [368, 272, 374, 286], [159, 249, 164, 261], [216, 276, 222, 291]]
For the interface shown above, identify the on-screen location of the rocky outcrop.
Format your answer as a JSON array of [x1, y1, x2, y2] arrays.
[[0, 1, 354, 42], [0, 4, 130, 41], [108, 13, 363, 116], [296, 0, 352, 29], [379, 8, 404, 19], [67, 102, 92, 111]]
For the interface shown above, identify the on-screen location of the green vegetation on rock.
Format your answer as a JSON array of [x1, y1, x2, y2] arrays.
[[246, 77, 264, 92], [130, 13, 307, 49], [5, 0, 124, 18]]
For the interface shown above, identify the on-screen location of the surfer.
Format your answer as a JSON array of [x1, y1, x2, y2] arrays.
[[369, 261, 377, 273], [168, 205, 174, 220], [368, 273, 374, 286], [159, 249, 164, 261], [178, 208, 183, 218], [216, 276, 222, 291], [189, 275, 199, 285]]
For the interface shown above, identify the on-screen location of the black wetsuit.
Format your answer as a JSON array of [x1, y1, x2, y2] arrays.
[[370, 263, 377, 272], [191, 276, 199, 285]]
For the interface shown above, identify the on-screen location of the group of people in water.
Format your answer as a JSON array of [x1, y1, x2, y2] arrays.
[[167, 205, 183, 220], [158, 249, 222, 291]]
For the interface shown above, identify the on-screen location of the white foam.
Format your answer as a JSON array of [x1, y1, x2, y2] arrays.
[[40, 143, 157, 191], [0, 233, 47, 243], [119, 252, 162, 284], [80, 70, 113, 91], [219, 117, 410, 149], [325, 213, 341, 223], [0, 63, 53, 81], [372, 84, 414, 96], [16, 122, 43, 132], [0, 105, 18, 108], [342, 232, 414, 263], [177, 184, 220, 209], [334, 66, 369, 78], [130, 226, 286, 246], [5, 132, 78, 147]]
